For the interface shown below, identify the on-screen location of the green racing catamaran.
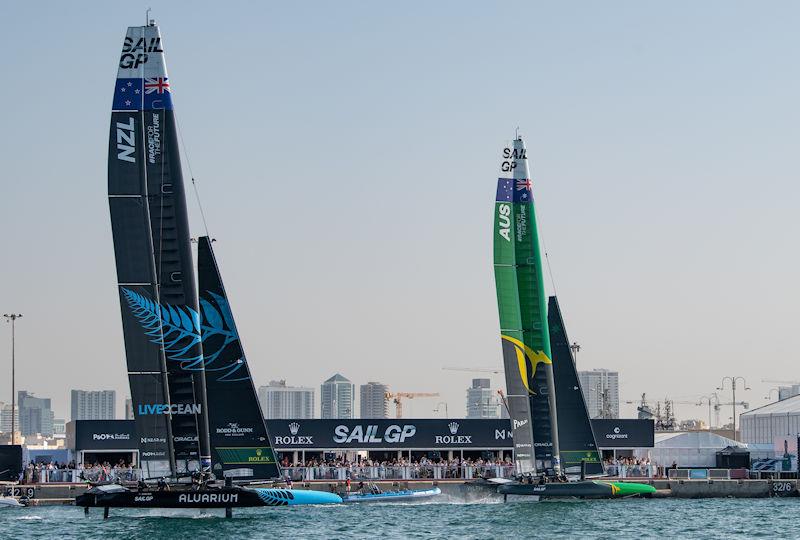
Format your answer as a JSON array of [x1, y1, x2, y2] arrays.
[[491, 134, 654, 500]]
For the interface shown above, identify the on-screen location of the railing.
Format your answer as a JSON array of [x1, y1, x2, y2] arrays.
[[30, 465, 511, 484], [667, 468, 750, 480], [280, 464, 516, 481], [603, 464, 656, 478], [25, 467, 141, 484]]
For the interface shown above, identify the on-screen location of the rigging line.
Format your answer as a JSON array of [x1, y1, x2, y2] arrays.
[[174, 110, 211, 238], [536, 202, 559, 298]]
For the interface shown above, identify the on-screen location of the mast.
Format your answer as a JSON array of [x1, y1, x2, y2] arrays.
[[197, 237, 281, 480], [108, 21, 211, 477], [493, 134, 561, 477]]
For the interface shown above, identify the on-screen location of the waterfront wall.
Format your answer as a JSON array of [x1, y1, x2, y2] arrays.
[[7, 479, 800, 503]]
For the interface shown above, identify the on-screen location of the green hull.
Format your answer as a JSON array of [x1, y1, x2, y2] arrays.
[[607, 481, 657, 497], [498, 480, 656, 499]]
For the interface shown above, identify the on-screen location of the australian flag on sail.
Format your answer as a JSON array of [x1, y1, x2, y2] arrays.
[[112, 78, 173, 111], [496, 177, 533, 203]]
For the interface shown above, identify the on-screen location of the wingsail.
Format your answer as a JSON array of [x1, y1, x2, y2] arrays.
[[549, 296, 604, 475], [108, 22, 211, 476], [493, 135, 561, 476], [197, 237, 281, 480]]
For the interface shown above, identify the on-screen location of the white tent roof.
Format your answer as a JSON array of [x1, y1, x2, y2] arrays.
[[741, 394, 800, 417], [654, 431, 746, 449]]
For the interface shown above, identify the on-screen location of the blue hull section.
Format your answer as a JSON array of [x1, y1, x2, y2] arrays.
[[342, 487, 441, 503], [255, 488, 342, 505]]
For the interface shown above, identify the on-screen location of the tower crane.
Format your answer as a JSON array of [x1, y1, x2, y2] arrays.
[[442, 367, 503, 374], [384, 392, 440, 418]]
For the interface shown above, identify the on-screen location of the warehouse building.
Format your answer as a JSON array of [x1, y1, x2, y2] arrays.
[[740, 394, 800, 446]]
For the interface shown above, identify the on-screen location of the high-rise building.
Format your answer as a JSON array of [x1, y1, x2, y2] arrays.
[[360, 382, 388, 419], [466, 378, 500, 418], [258, 380, 315, 419], [17, 391, 54, 437], [70, 390, 116, 420], [578, 369, 620, 419], [321, 374, 355, 419], [0, 402, 19, 434], [53, 418, 66, 437], [124, 398, 134, 420]]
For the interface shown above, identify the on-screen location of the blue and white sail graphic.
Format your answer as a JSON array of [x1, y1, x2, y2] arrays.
[[121, 287, 245, 379]]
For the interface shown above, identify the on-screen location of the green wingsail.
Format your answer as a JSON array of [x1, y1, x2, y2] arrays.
[[494, 135, 561, 474]]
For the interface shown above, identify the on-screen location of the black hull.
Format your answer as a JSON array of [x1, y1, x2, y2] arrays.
[[75, 485, 341, 509], [77, 486, 269, 509], [499, 481, 611, 499]]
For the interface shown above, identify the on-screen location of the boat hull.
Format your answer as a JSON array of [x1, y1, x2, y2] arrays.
[[75, 486, 341, 508], [498, 480, 655, 499], [0, 497, 25, 508], [342, 487, 441, 503]]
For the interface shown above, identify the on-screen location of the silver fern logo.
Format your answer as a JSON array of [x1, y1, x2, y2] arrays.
[[289, 422, 300, 435], [448, 422, 459, 435], [120, 287, 248, 382]]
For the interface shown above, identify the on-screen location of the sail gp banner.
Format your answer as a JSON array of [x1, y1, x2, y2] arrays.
[[265, 419, 654, 450], [68, 419, 654, 451], [266, 419, 516, 450]]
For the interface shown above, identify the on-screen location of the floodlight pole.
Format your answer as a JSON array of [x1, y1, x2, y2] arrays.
[[4, 314, 22, 445]]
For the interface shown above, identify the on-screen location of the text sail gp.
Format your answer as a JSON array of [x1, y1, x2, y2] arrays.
[[108, 20, 211, 477]]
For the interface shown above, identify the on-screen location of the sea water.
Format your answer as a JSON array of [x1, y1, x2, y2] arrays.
[[0, 498, 793, 539]]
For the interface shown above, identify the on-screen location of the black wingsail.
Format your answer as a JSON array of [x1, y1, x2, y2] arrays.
[[108, 22, 211, 476], [197, 237, 281, 480], [548, 296, 604, 475]]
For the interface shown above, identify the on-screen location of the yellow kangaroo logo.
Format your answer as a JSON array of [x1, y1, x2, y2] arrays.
[[501, 335, 551, 394]]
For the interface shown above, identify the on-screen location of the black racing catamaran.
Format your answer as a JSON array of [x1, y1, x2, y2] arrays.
[[490, 134, 654, 500], [77, 20, 340, 516]]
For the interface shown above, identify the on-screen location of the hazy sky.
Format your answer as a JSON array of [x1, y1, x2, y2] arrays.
[[0, 1, 797, 424]]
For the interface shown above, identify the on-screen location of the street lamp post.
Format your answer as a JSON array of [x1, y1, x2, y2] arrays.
[[570, 342, 581, 366], [698, 395, 715, 429], [717, 376, 750, 441], [3, 313, 22, 446]]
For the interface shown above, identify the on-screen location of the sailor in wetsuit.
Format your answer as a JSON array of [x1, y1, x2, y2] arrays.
[[157, 477, 170, 491], [137, 479, 147, 492]]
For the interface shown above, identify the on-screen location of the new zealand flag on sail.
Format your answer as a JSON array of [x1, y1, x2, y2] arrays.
[[496, 177, 533, 203], [112, 78, 173, 111]]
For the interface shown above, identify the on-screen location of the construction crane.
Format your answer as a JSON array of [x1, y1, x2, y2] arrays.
[[384, 392, 440, 418], [761, 379, 800, 385], [442, 367, 503, 374]]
